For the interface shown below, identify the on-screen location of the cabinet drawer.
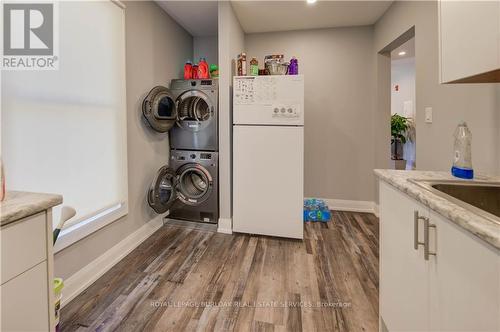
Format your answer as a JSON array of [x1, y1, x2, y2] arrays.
[[1, 212, 48, 284], [1, 262, 50, 332]]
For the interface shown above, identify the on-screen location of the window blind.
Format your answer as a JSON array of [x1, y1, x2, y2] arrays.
[[1, 1, 127, 247]]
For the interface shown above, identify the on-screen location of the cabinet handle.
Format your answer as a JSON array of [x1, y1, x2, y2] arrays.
[[424, 218, 437, 260], [414, 210, 426, 250]]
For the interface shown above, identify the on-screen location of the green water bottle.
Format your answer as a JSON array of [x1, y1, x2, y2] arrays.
[[250, 57, 259, 76]]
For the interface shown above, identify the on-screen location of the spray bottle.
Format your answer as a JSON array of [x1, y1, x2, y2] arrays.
[[451, 121, 474, 179]]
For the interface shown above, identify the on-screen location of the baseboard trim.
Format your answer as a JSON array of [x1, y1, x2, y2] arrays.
[[308, 197, 378, 216], [164, 218, 217, 232], [373, 203, 380, 218], [217, 217, 232, 234], [60, 216, 164, 308]]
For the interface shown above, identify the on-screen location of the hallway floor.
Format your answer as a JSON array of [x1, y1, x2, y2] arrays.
[[61, 211, 379, 332]]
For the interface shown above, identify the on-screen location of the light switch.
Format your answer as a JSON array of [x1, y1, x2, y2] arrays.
[[425, 107, 433, 123]]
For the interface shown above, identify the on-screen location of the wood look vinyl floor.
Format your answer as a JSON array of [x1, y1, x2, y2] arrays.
[[61, 211, 379, 332]]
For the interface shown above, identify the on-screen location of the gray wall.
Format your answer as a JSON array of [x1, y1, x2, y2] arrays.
[[498, 86, 500, 174], [54, 1, 193, 279], [193, 36, 218, 66], [245, 27, 376, 201], [374, 1, 499, 180], [218, 2, 245, 230], [245, 1, 499, 204]]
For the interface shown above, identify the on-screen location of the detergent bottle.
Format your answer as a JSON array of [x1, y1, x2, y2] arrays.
[[451, 121, 474, 179], [288, 57, 298, 75], [198, 58, 209, 79], [184, 60, 193, 80], [192, 64, 199, 79]]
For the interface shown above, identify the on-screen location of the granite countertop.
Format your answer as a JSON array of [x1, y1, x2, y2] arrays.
[[374, 169, 500, 250], [0, 191, 63, 226]]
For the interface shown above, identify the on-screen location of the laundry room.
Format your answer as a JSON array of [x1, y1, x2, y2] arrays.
[[1, 1, 499, 331]]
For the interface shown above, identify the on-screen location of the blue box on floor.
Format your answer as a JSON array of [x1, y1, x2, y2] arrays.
[[304, 199, 331, 222]]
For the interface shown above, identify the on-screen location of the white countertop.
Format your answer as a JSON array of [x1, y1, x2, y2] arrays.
[[374, 170, 500, 250], [0, 191, 63, 226]]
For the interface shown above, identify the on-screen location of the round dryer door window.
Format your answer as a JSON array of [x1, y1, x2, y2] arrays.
[[148, 166, 178, 214], [142, 86, 177, 133], [176, 164, 213, 206], [176, 90, 214, 132]]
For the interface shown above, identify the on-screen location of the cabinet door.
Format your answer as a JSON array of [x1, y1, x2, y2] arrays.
[[379, 182, 430, 331], [428, 211, 500, 331], [1, 262, 50, 331], [439, 0, 499, 82], [1, 212, 47, 284]]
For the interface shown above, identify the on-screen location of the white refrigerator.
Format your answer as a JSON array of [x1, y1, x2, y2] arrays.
[[232, 75, 304, 239]]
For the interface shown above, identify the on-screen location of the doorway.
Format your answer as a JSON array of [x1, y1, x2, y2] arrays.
[[390, 37, 416, 170]]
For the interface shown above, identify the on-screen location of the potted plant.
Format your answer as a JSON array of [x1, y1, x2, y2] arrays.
[[391, 114, 413, 170]]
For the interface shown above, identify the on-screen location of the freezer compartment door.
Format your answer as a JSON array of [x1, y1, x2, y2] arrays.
[[232, 125, 304, 239], [233, 75, 304, 126]]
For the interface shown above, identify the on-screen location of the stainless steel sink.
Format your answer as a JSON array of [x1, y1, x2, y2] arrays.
[[410, 179, 500, 224]]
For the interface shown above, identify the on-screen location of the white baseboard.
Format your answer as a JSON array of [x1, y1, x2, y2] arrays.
[[61, 216, 164, 308], [373, 203, 380, 218], [217, 217, 232, 234], [308, 197, 378, 216]]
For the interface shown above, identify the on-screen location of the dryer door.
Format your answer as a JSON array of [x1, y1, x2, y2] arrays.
[[142, 86, 177, 133], [176, 163, 213, 206], [176, 90, 214, 132], [148, 166, 179, 214]]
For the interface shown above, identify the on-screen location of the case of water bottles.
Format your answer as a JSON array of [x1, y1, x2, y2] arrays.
[[303, 199, 331, 222]]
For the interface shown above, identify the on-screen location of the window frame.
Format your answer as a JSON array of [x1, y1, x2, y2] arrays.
[[53, 202, 128, 253], [54, 0, 128, 251]]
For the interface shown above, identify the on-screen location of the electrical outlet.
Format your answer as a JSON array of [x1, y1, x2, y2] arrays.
[[425, 107, 433, 123]]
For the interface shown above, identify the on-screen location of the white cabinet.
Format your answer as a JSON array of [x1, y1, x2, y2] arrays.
[[428, 211, 500, 332], [1, 211, 55, 332], [1, 213, 47, 283], [379, 180, 500, 332], [1, 262, 50, 331], [379, 181, 430, 331], [439, 0, 500, 83]]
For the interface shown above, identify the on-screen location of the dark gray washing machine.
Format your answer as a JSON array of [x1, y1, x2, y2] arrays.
[[169, 79, 218, 151], [142, 80, 219, 223], [147, 150, 219, 224], [142, 79, 218, 151]]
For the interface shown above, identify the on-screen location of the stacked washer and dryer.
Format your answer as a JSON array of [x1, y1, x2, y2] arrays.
[[142, 79, 219, 224]]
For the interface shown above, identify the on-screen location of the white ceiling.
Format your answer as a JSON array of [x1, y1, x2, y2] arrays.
[[155, 1, 218, 37], [156, 1, 393, 37], [231, 1, 393, 34]]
